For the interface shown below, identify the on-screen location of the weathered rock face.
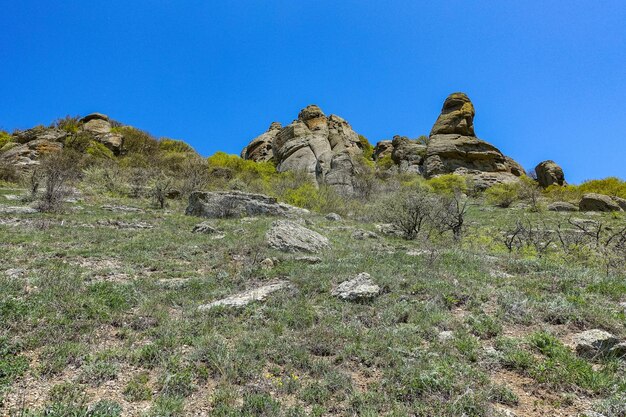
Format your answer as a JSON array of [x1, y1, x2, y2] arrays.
[[265, 220, 330, 253], [579, 193, 623, 212], [535, 160, 565, 187], [242, 122, 281, 162], [391, 136, 426, 174], [572, 329, 624, 359], [14, 126, 68, 144], [612, 196, 626, 211], [79, 113, 123, 154], [0, 139, 63, 168], [242, 105, 364, 194], [186, 191, 308, 219], [373, 140, 393, 160], [430, 92, 475, 136], [423, 93, 523, 189], [198, 280, 291, 310]]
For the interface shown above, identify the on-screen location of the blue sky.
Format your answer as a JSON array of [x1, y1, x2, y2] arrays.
[[1, 1, 624, 183]]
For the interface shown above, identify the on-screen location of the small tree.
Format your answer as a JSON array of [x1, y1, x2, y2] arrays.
[[180, 156, 211, 197], [379, 188, 434, 240], [36, 150, 82, 211], [432, 191, 468, 241], [518, 176, 542, 212], [150, 171, 173, 209]]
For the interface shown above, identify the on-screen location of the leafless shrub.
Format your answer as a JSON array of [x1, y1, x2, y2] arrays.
[[36, 150, 82, 212], [499, 219, 555, 257], [180, 156, 211, 197], [379, 188, 434, 240], [432, 191, 468, 241]]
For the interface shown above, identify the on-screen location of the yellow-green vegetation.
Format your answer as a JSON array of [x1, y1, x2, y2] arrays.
[[545, 177, 626, 201], [0, 131, 14, 151], [375, 154, 394, 170], [427, 173, 468, 195], [207, 151, 277, 182], [53, 115, 81, 134], [485, 182, 519, 208], [358, 134, 374, 160]]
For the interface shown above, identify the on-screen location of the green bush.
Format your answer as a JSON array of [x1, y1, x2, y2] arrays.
[[427, 174, 468, 195], [578, 177, 626, 199], [485, 182, 519, 208], [159, 138, 196, 154], [53, 115, 81, 133], [0, 131, 14, 150], [358, 135, 374, 160], [207, 152, 276, 181], [113, 126, 159, 155], [86, 141, 115, 160], [376, 155, 394, 170]]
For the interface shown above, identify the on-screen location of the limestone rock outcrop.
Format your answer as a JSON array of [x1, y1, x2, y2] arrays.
[[423, 93, 523, 189], [0, 138, 63, 168], [241, 122, 281, 162], [186, 191, 308, 219], [79, 113, 123, 154], [373, 140, 393, 160], [242, 105, 364, 194], [535, 160, 565, 187], [391, 135, 426, 174]]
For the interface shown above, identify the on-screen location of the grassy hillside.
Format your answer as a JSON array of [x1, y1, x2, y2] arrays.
[[1, 179, 625, 416]]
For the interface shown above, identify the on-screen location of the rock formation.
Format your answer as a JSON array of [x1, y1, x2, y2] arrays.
[[242, 105, 364, 194], [423, 93, 523, 189], [265, 220, 330, 253], [390, 135, 426, 174], [535, 160, 565, 187], [241, 122, 281, 162], [79, 113, 123, 154], [373, 140, 393, 160], [186, 191, 308, 219]]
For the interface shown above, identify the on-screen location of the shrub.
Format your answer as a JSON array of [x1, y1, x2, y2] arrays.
[[114, 126, 159, 156], [378, 188, 434, 240], [86, 140, 115, 160], [207, 151, 276, 183], [485, 182, 519, 208], [159, 138, 196, 154], [518, 175, 542, 211], [35, 150, 83, 212], [415, 135, 430, 146], [358, 135, 374, 161], [578, 177, 626, 199], [0, 161, 20, 183], [376, 155, 395, 170], [0, 130, 14, 150], [53, 115, 81, 133], [427, 174, 468, 195]]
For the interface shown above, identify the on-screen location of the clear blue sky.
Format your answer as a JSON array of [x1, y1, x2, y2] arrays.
[[1, 1, 624, 184]]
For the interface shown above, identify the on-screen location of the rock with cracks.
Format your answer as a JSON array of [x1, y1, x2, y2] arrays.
[[572, 329, 623, 359], [266, 220, 330, 253], [198, 280, 291, 310], [186, 191, 308, 219], [332, 273, 380, 301]]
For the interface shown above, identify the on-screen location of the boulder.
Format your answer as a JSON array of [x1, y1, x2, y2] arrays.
[[80, 113, 109, 123], [192, 221, 218, 234], [547, 201, 578, 212], [325, 213, 341, 221], [265, 220, 330, 253], [579, 193, 623, 212], [243, 105, 364, 194], [242, 122, 281, 162], [198, 280, 291, 310], [373, 140, 393, 160], [535, 160, 565, 187], [572, 329, 622, 359], [186, 191, 308, 219], [423, 93, 522, 188], [391, 135, 426, 174], [82, 118, 112, 135], [332, 273, 380, 301]]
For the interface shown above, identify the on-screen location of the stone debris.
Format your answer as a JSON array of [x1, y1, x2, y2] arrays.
[[332, 273, 380, 301], [266, 220, 330, 253], [101, 204, 144, 213], [0, 206, 38, 214], [572, 329, 624, 359], [198, 280, 291, 310]]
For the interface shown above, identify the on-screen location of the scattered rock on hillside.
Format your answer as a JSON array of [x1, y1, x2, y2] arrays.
[[192, 221, 218, 234], [294, 255, 322, 264], [79, 113, 124, 154], [535, 160, 566, 187], [572, 329, 623, 359], [266, 220, 330, 253], [101, 204, 144, 213], [325, 213, 341, 221], [244, 105, 364, 194], [351, 229, 379, 240], [579, 193, 623, 212], [0, 206, 38, 214], [423, 93, 522, 189], [157, 278, 190, 289], [13, 126, 68, 144], [547, 201, 578, 212], [241, 122, 281, 162], [332, 272, 380, 301], [186, 191, 308, 219], [198, 280, 291, 310]]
